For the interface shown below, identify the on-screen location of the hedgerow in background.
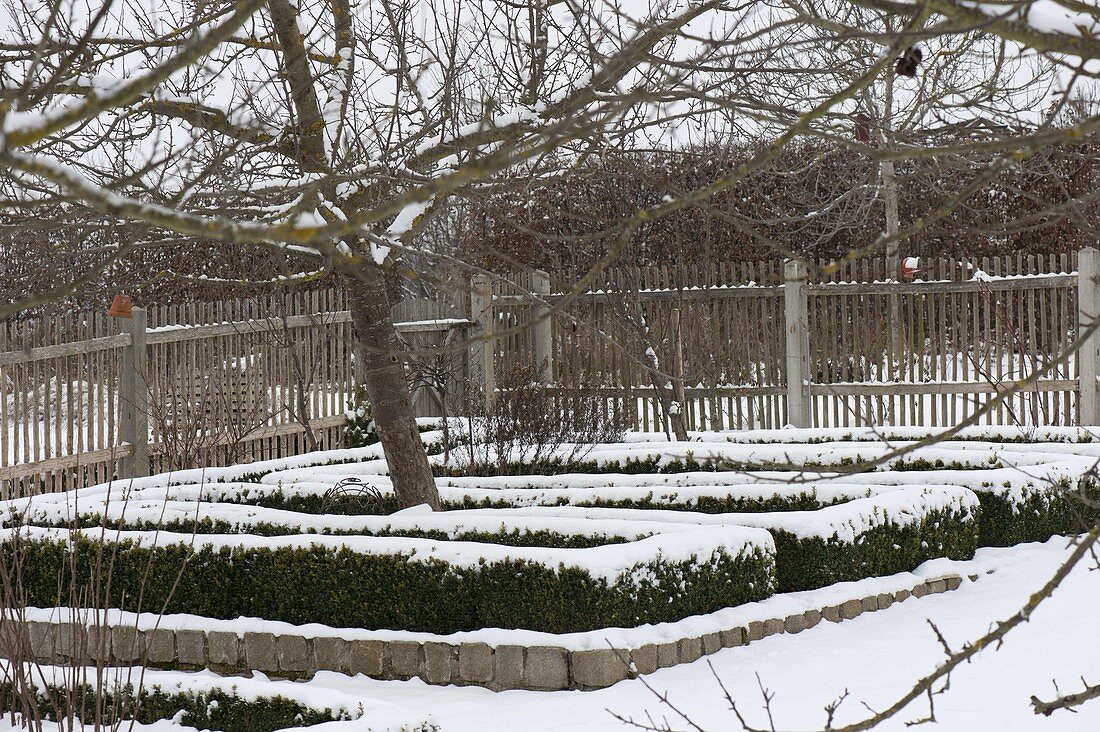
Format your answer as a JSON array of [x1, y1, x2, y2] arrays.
[[461, 140, 1097, 275]]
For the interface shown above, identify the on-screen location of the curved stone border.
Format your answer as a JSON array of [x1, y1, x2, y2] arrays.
[[7, 574, 962, 691]]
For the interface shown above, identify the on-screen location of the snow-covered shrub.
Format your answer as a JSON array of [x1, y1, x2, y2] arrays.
[[0, 683, 356, 732], [9, 527, 774, 635], [441, 487, 982, 594], [767, 505, 978, 592], [39, 513, 642, 549], [970, 476, 1100, 547], [341, 385, 378, 448], [433, 454, 712, 478], [10, 431, 1097, 641]]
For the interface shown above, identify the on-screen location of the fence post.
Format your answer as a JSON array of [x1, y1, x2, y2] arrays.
[[120, 307, 150, 478], [1079, 247, 1100, 425], [671, 307, 688, 428], [784, 259, 811, 428], [470, 275, 497, 411], [532, 269, 554, 384]]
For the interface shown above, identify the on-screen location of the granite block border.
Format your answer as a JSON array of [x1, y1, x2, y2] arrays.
[[3, 574, 962, 692]]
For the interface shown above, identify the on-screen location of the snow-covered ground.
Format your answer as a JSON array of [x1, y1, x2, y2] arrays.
[[298, 536, 1098, 731], [6, 538, 1091, 731], [6, 427, 1099, 730]]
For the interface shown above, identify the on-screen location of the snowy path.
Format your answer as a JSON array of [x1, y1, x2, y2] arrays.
[[307, 537, 1099, 731]]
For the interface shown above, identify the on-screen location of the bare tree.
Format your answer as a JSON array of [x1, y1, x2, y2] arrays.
[[1, 0, 1097, 511], [0, 0, 746, 508]]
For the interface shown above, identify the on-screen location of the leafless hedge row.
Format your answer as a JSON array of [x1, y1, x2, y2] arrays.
[[4, 130, 1096, 321], [461, 135, 1099, 274]]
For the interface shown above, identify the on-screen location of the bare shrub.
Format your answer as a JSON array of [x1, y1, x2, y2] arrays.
[[446, 362, 629, 475], [0, 494, 187, 731]]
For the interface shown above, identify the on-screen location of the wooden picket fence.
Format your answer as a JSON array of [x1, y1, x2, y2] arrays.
[[487, 252, 1086, 433], [1, 292, 471, 497], [2, 250, 1095, 497]]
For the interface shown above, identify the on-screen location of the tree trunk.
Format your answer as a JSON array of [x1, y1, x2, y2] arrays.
[[881, 65, 903, 387], [648, 373, 690, 441], [345, 265, 441, 510]]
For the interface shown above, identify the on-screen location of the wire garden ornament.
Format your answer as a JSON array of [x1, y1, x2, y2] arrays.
[[320, 476, 389, 515]]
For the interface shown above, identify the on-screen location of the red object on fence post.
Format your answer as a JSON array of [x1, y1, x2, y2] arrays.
[[108, 294, 133, 318], [897, 257, 926, 280]]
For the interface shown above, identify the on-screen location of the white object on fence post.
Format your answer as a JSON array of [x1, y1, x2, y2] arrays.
[[470, 275, 497, 411], [120, 307, 150, 478], [532, 269, 554, 384], [1078, 247, 1100, 425], [784, 259, 811, 428]]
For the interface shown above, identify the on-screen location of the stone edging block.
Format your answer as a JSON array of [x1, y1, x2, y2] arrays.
[[1, 574, 963, 692]]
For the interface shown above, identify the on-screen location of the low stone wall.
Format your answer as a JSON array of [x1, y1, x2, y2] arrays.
[[8, 574, 962, 692]]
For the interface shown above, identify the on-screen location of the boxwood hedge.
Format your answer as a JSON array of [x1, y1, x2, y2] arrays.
[[0, 684, 387, 732], [212, 486, 846, 516], [972, 477, 1100, 547], [768, 505, 979, 592], [12, 468, 1094, 636], [11, 537, 773, 634], [39, 515, 635, 548]]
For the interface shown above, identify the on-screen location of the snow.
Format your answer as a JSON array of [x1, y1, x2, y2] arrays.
[[11, 430, 1095, 522], [6, 426, 1100, 729], [0, 721, 197, 732], [16, 496, 673, 543], [2, 521, 771, 584], [969, 1, 1100, 39], [464, 485, 979, 542], [298, 536, 1100, 731]]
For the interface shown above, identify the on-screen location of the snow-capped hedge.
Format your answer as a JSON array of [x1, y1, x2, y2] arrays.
[[428, 440, 1070, 476], [459, 486, 980, 592], [6, 479, 904, 526], [1, 662, 429, 732], [4, 524, 775, 634], [8, 481, 981, 596], [1, 682, 351, 732], [61, 470, 1077, 550], [6, 430, 1097, 636], [13, 498, 669, 547]]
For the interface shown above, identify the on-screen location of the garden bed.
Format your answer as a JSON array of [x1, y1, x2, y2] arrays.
[[4, 429, 1097, 690]]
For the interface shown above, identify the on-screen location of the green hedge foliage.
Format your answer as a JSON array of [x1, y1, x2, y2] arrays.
[[11, 537, 773, 634], [0, 684, 380, 732], [432, 455, 990, 478], [449, 492, 845, 514], [48, 515, 634, 548], [217, 485, 844, 516], [15, 469, 1098, 635], [769, 505, 979, 593], [973, 477, 1100, 547], [433, 456, 713, 477]]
